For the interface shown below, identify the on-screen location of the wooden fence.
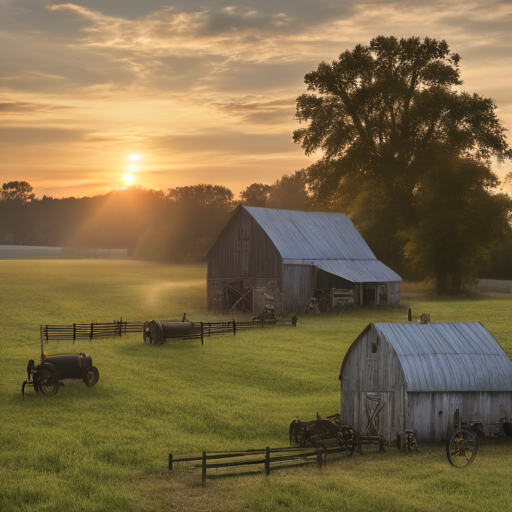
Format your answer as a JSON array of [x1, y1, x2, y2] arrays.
[[42, 319, 144, 342], [42, 317, 292, 343], [169, 443, 357, 483]]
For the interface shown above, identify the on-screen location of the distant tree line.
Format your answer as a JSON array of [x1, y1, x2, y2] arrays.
[[0, 175, 309, 263]]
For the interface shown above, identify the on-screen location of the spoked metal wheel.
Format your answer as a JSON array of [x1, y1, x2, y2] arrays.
[[38, 366, 60, 397], [447, 429, 478, 468]]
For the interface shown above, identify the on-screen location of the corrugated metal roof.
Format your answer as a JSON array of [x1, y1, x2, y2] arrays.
[[244, 207, 376, 260], [244, 206, 401, 283], [372, 322, 512, 392], [312, 259, 402, 283]]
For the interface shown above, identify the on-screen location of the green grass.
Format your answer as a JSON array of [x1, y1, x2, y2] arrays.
[[1, 260, 511, 511]]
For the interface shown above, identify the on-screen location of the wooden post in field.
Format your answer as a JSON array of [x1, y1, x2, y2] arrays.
[[73, 323, 76, 343], [90, 322, 94, 341], [233, 319, 236, 336], [316, 448, 323, 469], [202, 451, 207, 485], [264, 447, 270, 476], [200, 322, 204, 345], [168, 454, 173, 471]]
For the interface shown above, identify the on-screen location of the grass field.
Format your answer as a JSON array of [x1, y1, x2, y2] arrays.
[[1, 259, 511, 512]]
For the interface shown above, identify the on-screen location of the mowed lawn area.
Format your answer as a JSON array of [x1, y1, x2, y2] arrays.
[[1, 259, 511, 512]]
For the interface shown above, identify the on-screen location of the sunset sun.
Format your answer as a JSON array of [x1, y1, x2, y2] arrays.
[[122, 173, 133, 185]]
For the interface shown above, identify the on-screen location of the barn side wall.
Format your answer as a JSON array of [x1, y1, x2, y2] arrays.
[[282, 264, 312, 314], [407, 391, 512, 442], [340, 326, 407, 441], [207, 208, 283, 312], [387, 282, 400, 305]]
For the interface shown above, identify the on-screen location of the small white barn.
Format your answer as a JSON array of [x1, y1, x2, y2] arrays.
[[339, 322, 512, 441]]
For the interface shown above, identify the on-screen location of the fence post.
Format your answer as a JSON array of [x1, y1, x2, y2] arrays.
[[264, 447, 270, 476], [200, 322, 204, 345], [316, 448, 323, 469], [202, 451, 207, 485], [168, 454, 173, 471], [233, 319, 236, 336], [90, 322, 94, 342], [73, 323, 76, 344]]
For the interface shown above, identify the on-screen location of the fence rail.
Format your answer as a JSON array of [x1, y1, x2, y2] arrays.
[[169, 443, 352, 482], [42, 317, 292, 343], [42, 319, 144, 342]]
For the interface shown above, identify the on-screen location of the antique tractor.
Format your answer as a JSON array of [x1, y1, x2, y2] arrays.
[[22, 339, 99, 399]]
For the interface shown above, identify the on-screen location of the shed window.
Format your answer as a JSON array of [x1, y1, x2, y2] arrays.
[[371, 336, 380, 353], [240, 229, 249, 240]]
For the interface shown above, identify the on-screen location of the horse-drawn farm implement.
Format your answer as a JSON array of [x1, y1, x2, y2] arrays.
[[289, 412, 392, 455]]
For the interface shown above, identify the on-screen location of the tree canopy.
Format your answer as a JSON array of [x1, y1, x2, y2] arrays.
[[294, 36, 511, 292], [1, 181, 35, 202]]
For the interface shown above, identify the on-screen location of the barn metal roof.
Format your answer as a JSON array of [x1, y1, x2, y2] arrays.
[[244, 207, 376, 260], [312, 259, 402, 283], [372, 322, 512, 392], [244, 206, 401, 283]]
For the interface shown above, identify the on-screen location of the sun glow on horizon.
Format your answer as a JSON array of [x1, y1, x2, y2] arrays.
[[128, 153, 143, 162], [122, 173, 134, 185]]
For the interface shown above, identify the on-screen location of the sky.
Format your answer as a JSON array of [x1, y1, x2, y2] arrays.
[[1, 0, 511, 199]]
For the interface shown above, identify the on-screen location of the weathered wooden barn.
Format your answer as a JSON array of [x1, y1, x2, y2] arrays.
[[339, 322, 512, 441], [207, 205, 402, 314]]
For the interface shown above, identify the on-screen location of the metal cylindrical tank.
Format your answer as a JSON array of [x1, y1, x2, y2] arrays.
[[143, 320, 193, 344]]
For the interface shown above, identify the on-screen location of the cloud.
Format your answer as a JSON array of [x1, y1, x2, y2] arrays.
[[0, 127, 87, 145], [0, 100, 72, 113], [148, 131, 296, 156]]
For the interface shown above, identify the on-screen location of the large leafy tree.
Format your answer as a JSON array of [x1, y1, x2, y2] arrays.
[[294, 36, 511, 291]]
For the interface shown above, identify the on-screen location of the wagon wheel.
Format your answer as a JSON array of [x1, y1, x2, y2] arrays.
[[82, 366, 99, 388], [38, 366, 60, 397], [446, 429, 478, 469]]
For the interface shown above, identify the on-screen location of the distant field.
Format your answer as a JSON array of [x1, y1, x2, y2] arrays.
[[1, 260, 511, 512]]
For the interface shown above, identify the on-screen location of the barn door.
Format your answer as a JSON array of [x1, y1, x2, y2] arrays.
[[362, 392, 395, 440]]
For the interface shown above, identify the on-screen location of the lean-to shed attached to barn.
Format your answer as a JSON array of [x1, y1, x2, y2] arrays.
[[339, 322, 512, 441], [207, 205, 401, 314]]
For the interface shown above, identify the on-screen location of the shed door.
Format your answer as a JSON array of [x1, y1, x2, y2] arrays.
[[361, 392, 395, 441]]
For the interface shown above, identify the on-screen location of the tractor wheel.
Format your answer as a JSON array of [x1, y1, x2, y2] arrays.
[[38, 366, 60, 397], [82, 366, 99, 388]]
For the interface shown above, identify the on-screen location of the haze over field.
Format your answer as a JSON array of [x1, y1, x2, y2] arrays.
[[1, 0, 511, 198]]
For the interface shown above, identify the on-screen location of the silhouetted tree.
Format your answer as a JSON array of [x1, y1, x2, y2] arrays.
[[266, 171, 310, 211], [1, 181, 35, 202], [239, 183, 272, 207], [294, 36, 511, 292]]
